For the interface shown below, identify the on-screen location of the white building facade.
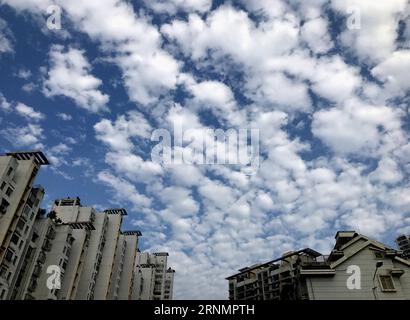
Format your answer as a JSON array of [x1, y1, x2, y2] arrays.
[[0, 151, 175, 300]]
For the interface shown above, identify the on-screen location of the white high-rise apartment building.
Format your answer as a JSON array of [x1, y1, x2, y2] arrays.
[[133, 252, 175, 300], [50, 203, 142, 300], [0, 151, 49, 300], [0, 151, 175, 300]]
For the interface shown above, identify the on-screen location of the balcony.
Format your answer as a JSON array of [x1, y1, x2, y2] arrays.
[[42, 240, 52, 252], [32, 264, 42, 278], [4, 249, 14, 264], [46, 227, 56, 240], [0, 198, 10, 215], [27, 279, 38, 292], [38, 251, 46, 264]]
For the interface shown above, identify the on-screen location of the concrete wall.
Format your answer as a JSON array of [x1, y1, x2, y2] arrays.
[[307, 246, 410, 300], [117, 234, 138, 300], [76, 213, 107, 300], [32, 224, 72, 300], [133, 252, 172, 300], [93, 213, 122, 300], [0, 156, 41, 300], [108, 234, 125, 299]]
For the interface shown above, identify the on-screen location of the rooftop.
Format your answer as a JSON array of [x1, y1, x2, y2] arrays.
[[5, 151, 50, 165]]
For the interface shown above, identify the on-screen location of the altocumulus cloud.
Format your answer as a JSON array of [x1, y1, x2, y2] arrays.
[[0, 0, 409, 300]]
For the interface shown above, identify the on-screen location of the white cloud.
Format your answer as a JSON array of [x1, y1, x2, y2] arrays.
[[245, 72, 311, 112], [143, 0, 212, 14], [94, 111, 162, 183], [21, 83, 36, 93], [58, 0, 180, 106], [169, 165, 204, 187], [198, 178, 236, 211], [16, 69, 32, 79], [0, 92, 11, 111], [301, 17, 333, 54], [309, 56, 361, 103], [50, 143, 71, 154], [372, 50, 410, 94], [2, 124, 44, 148], [312, 99, 402, 155], [188, 80, 235, 111], [94, 111, 152, 152], [331, 0, 408, 63], [370, 157, 403, 185], [0, 18, 13, 54], [161, 5, 363, 110], [15, 103, 45, 121], [43, 45, 109, 113], [47, 143, 72, 167], [238, 0, 289, 19], [185, 79, 243, 122], [97, 171, 152, 209], [56, 112, 73, 121], [4, 0, 410, 300], [162, 5, 299, 62], [160, 187, 199, 218], [105, 151, 163, 182]]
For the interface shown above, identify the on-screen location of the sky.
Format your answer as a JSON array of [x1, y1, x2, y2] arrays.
[[0, 0, 409, 300]]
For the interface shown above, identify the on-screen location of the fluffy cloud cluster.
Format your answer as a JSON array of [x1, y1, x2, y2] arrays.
[[0, 18, 12, 54], [43, 45, 109, 113], [2, 124, 44, 148], [143, 0, 212, 14], [15, 102, 45, 121], [331, 0, 409, 62], [0, 93, 46, 148], [2, 0, 409, 300]]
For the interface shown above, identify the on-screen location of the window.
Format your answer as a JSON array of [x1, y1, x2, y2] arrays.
[[379, 275, 395, 291], [0, 181, 6, 190], [10, 233, 19, 246], [0, 264, 7, 278], [5, 248, 14, 263], [23, 205, 30, 217], [17, 219, 25, 231], [0, 198, 9, 214], [32, 232, 39, 242], [5, 187, 13, 197], [374, 251, 384, 259], [67, 235, 75, 245]]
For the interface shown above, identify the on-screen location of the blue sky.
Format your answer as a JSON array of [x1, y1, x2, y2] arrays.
[[0, 0, 409, 299]]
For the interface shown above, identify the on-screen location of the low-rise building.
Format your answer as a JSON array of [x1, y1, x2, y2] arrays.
[[227, 231, 410, 300]]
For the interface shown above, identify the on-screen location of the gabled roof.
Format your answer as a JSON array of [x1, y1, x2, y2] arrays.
[[338, 233, 391, 252], [330, 237, 405, 268]]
